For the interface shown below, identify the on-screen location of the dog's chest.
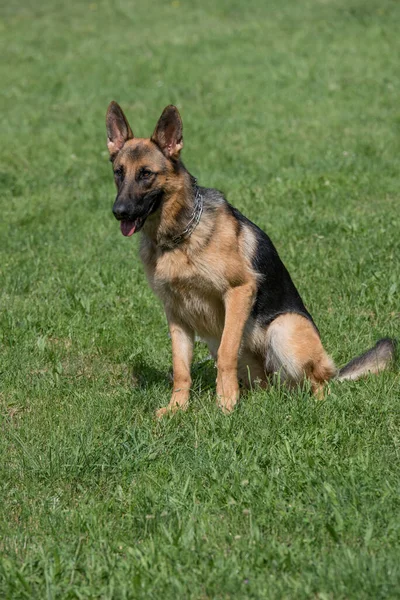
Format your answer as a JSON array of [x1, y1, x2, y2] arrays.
[[141, 245, 226, 336]]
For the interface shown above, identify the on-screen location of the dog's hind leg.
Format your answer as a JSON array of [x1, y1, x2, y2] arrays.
[[265, 313, 336, 397]]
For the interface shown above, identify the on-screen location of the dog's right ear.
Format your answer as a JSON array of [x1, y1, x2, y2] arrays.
[[106, 101, 133, 156]]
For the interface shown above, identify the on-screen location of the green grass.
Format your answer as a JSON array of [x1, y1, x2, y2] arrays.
[[1, 0, 400, 597]]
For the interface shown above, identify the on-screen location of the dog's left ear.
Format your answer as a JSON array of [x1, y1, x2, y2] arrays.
[[151, 105, 183, 160]]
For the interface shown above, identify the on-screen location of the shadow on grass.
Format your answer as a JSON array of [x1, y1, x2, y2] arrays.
[[130, 356, 217, 393], [131, 358, 170, 390]]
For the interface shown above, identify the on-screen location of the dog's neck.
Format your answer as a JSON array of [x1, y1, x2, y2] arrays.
[[142, 168, 201, 250]]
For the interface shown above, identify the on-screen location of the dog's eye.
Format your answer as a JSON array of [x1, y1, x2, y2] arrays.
[[114, 167, 124, 179], [141, 169, 153, 179]]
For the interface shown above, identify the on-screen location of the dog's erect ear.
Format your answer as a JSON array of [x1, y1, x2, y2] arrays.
[[106, 101, 133, 155], [151, 105, 183, 160]]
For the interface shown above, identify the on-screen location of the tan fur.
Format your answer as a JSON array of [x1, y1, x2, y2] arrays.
[[156, 316, 194, 418], [216, 282, 256, 412], [141, 205, 255, 332], [264, 314, 336, 395], [141, 202, 261, 413]]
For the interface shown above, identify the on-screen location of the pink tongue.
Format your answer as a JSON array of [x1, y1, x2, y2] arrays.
[[120, 220, 137, 237]]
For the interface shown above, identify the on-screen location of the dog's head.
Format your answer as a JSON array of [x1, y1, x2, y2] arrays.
[[106, 102, 184, 236]]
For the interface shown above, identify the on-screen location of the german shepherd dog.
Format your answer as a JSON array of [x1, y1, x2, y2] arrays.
[[106, 102, 396, 417]]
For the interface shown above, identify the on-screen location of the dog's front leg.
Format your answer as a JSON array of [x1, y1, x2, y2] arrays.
[[156, 315, 194, 419], [217, 283, 255, 413]]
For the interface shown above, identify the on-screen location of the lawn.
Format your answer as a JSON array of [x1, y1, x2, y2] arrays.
[[1, 0, 399, 597]]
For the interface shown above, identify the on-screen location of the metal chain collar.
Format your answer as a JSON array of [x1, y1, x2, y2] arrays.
[[170, 186, 203, 247]]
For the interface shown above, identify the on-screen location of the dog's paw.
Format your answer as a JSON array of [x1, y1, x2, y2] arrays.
[[155, 406, 171, 419], [217, 394, 239, 414], [155, 401, 188, 419], [216, 376, 239, 414]]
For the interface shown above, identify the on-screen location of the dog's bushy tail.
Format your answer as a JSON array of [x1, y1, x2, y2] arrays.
[[337, 338, 397, 381]]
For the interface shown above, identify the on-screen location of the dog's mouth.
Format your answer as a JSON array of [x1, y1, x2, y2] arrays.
[[120, 218, 144, 237], [115, 191, 163, 237]]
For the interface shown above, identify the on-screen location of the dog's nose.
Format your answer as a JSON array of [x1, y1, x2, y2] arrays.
[[112, 203, 129, 220]]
